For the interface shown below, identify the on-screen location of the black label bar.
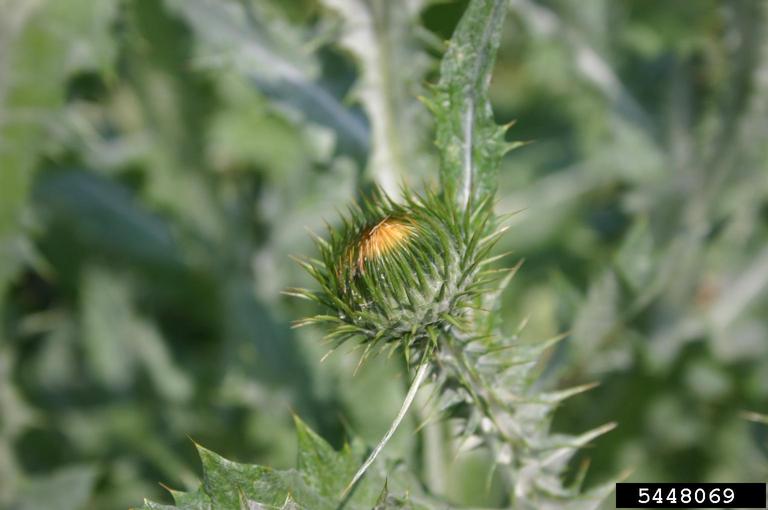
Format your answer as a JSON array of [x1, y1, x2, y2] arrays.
[[616, 483, 766, 508]]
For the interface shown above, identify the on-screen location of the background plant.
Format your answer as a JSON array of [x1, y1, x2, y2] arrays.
[[1, 0, 767, 509]]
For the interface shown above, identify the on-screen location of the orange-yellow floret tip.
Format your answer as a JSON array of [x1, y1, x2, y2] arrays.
[[351, 217, 415, 273]]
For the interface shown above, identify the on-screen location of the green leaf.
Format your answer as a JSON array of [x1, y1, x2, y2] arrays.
[[0, 0, 119, 307], [164, 0, 369, 158], [33, 170, 180, 268], [142, 419, 428, 510], [320, 0, 433, 192], [295, 417, 355, 500], [570, 270, 620, 366], [12, 464, 97, 510], [81, 267, 192, 401], [432, 0, 509, 211], [615, 218, 655, 292], [0, 3, 118, 493]]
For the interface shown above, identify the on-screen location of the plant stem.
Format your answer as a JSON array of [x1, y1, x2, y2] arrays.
[[341, 353, 432, 497]]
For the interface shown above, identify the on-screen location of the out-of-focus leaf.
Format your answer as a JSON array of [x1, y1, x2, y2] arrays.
[[0, 347, 37, 505], [615, 218, 654, 292], [123, 0, 227, 251], [431, 0, 510, 210], [81, 268, 193, 401], [508, 0, 655, 137], [710, 245, 768, 332], [0, 3, 121, 489], [33, 170, 180, 268], [0, 0, 119, 304], [222, 279, 314, 399], [570, 270, 620, 365], [320, 0, 433, 193], [80, 269, 139, 389], [164, 0, 369, 158], [12, 464, 97, 510], [209, 76, 310, 175]]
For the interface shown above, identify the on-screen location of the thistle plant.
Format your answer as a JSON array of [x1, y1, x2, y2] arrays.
[[141, 1, 614, 508], [289, 0, 615, 506], [289, 186, 508, 493]]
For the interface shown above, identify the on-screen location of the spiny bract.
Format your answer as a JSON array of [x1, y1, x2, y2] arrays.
[[289, 188, 505, 360]]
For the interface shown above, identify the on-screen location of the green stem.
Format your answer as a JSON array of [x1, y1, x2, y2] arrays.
[[341, 352, 432, 497]]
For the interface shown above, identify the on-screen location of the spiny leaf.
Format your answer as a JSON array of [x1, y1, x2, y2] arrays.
[[141, 421, 423, 510], [433, 0, 509, 211], [294, 416, 356, 499]]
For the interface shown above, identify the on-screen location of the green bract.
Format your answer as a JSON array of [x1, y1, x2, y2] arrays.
[[289, 189, 502, 359]]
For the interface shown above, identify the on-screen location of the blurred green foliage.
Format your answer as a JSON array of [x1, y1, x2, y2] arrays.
[[1, 0, 767, 509]]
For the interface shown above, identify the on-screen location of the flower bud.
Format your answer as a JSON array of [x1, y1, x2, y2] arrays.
[[291, 188, 500, 358]]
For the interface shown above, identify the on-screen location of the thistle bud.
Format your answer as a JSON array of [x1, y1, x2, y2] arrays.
[[291, 188, 500, 359]]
